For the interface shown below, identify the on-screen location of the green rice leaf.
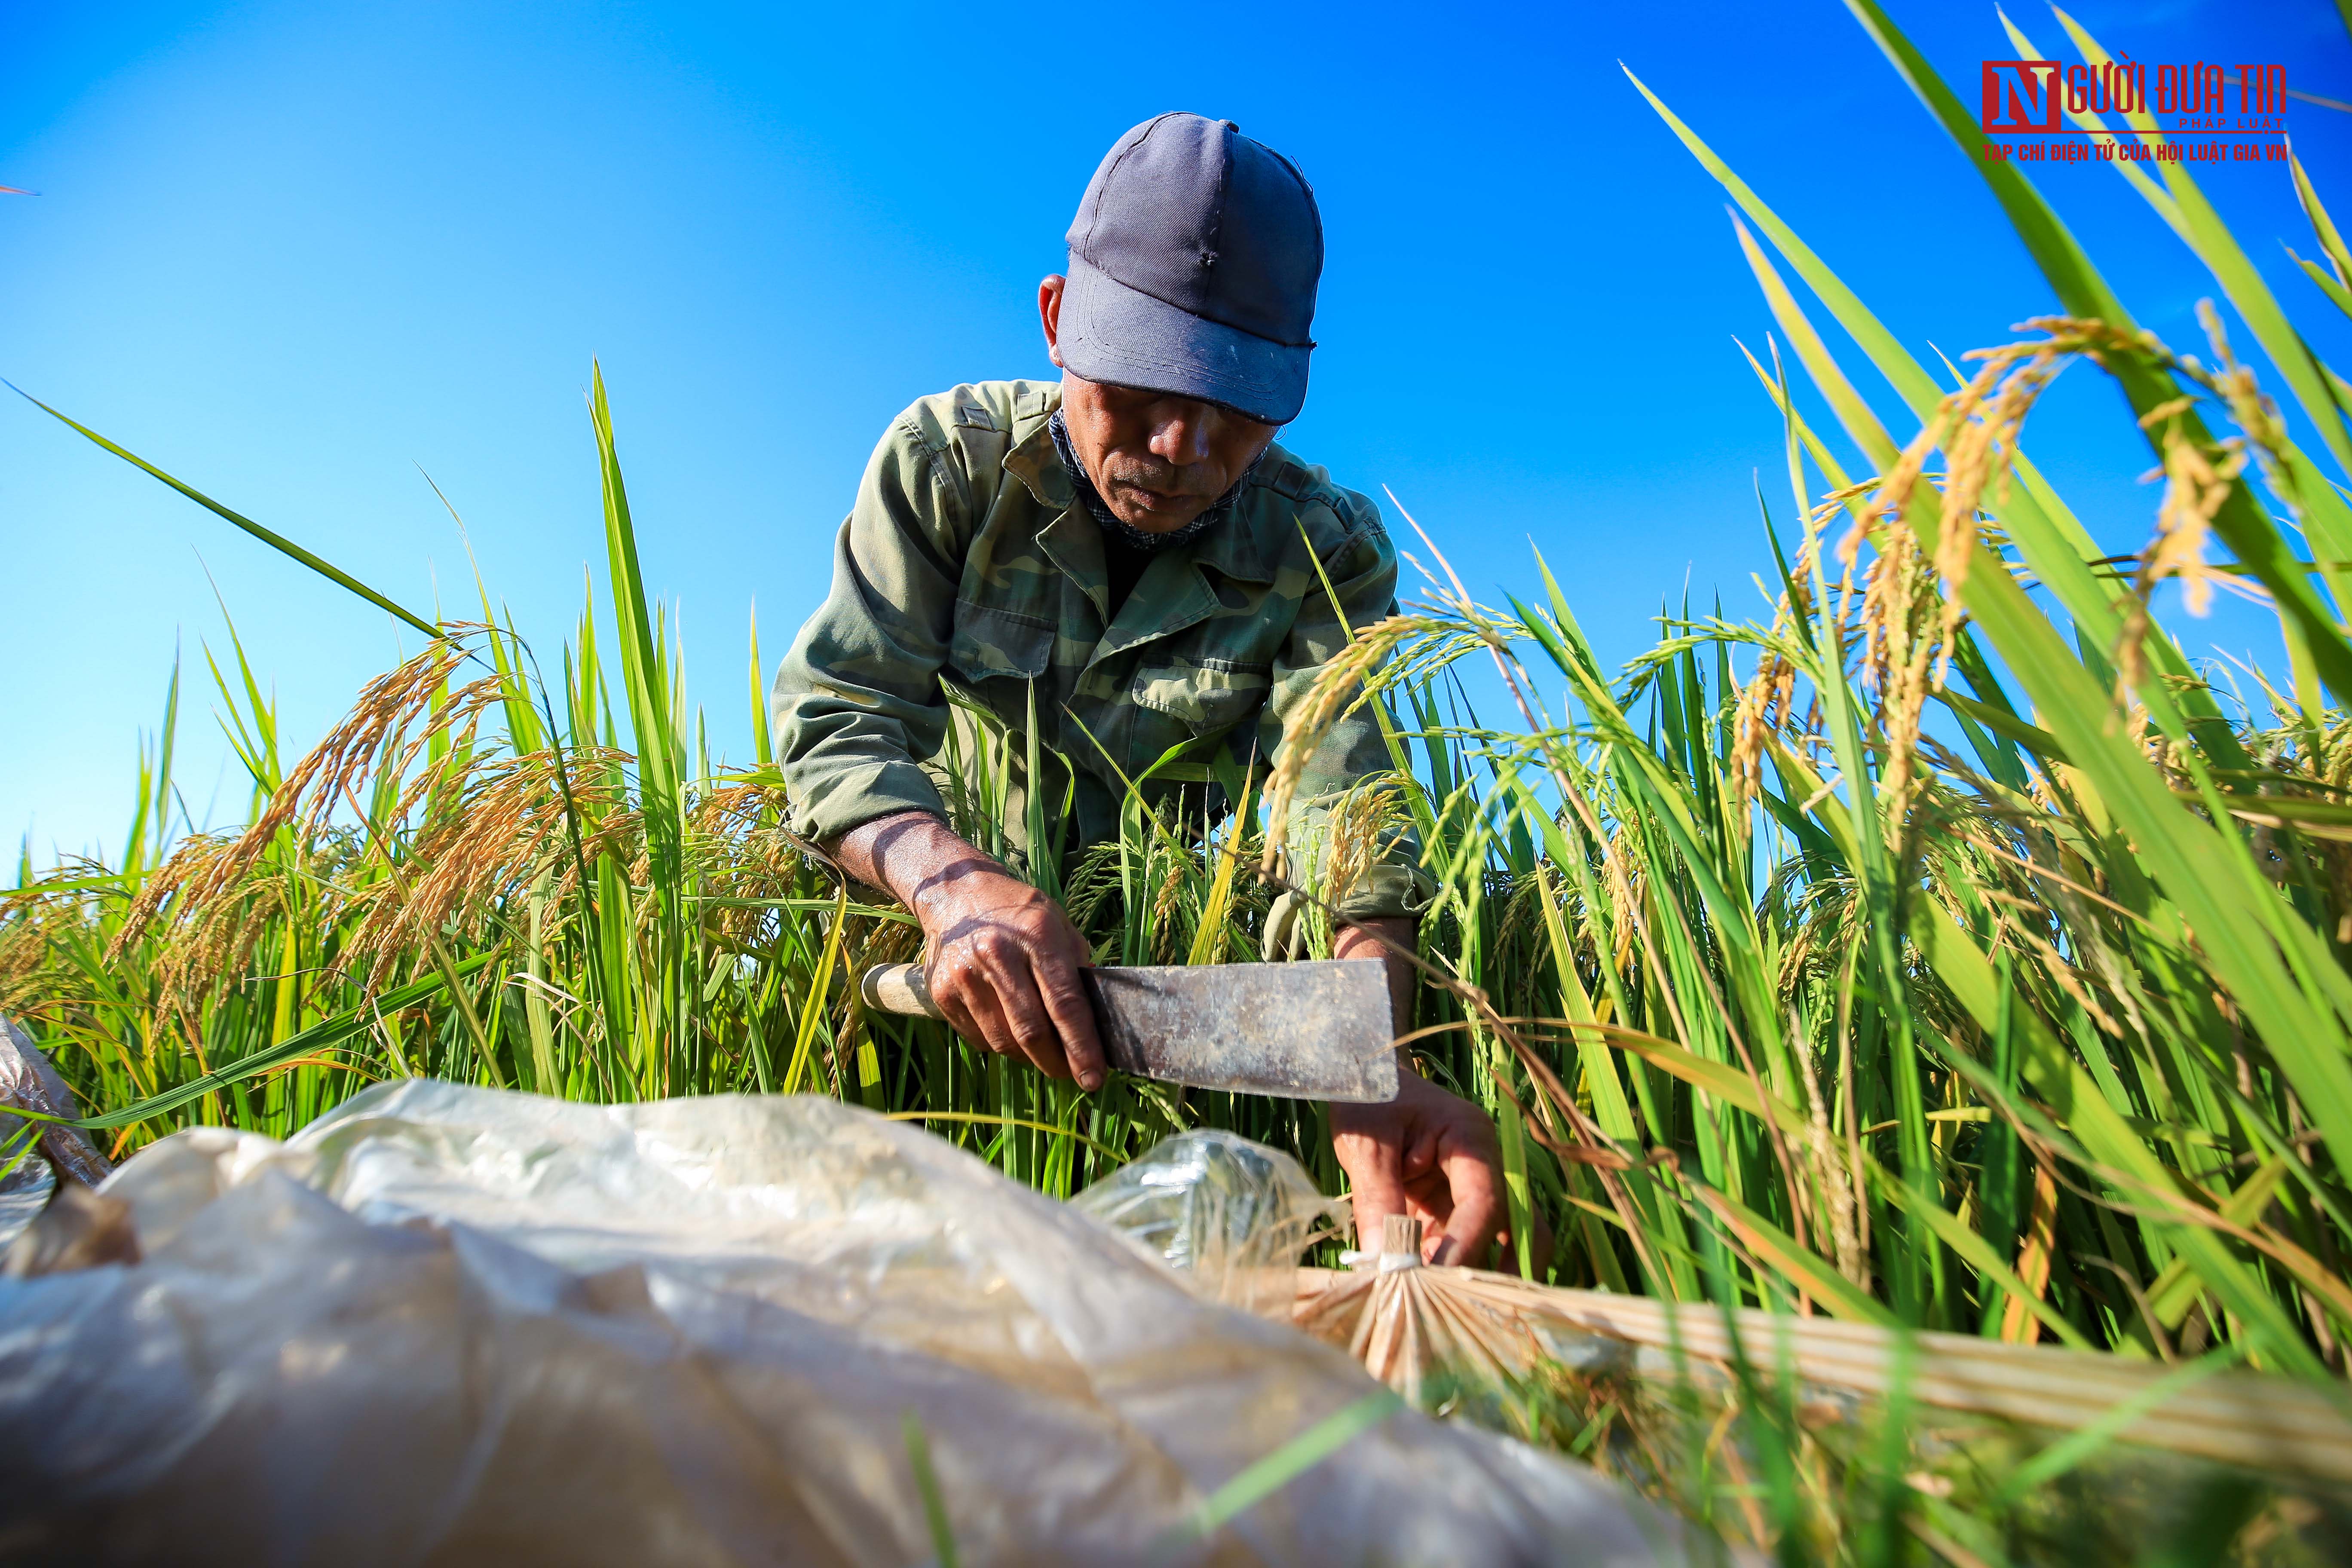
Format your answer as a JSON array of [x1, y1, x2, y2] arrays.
[[9, 382, 442, 640]]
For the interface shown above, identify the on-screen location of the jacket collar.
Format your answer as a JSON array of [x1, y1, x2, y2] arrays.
[[1004, 387, 1072, 509]]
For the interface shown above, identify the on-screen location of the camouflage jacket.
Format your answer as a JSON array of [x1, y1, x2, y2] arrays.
[[772, 380, 1423, 919]]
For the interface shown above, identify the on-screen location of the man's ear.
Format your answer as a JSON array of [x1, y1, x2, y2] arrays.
[[1038, 275, 1067, 368]]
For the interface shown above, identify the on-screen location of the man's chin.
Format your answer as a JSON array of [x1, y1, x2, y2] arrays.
[[1109, 493, 1210, 534]]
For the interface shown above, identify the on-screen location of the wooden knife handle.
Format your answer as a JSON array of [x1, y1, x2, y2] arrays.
[[860, 963, 946, 1021]]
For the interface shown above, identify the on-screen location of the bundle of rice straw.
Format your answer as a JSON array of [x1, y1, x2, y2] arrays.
[[1294, 1216, 2352, 1486]]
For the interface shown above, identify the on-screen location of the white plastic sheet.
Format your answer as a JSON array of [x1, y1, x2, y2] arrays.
[[0, 1081, 1680, 1566]]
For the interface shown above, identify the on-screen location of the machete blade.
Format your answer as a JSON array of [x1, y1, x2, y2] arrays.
[[1082, 959, 1398, 1102]]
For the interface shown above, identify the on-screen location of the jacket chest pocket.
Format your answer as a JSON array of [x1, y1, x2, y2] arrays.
[[948, 604, 1054, 688], [1130, 658, 1272, 737]]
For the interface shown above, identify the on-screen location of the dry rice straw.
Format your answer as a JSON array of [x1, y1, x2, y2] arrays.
[[1294, 1217, 2352, 1485]]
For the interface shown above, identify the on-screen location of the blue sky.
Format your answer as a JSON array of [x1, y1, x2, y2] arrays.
[[4, 0, 2348, 861]]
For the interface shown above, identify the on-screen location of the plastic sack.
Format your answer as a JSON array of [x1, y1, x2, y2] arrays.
[[0, 1081, 1681, 1567], [0, 1017, 111, 1247], [1069, 1127, 1344, 1318]]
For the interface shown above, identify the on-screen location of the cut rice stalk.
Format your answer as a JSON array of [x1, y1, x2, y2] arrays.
[[1294, 1225, 2352, 1485]]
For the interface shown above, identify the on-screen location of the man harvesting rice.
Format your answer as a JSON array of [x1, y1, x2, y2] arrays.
[[773, 113, 1513, 1266]]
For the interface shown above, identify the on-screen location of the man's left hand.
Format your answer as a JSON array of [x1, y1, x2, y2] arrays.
[[1333, 1068, 1531, 1269], [1329, 921, 1537, 1270]]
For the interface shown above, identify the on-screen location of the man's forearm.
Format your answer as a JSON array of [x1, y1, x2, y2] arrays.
[[829, 810, 995, 917], [1332, 916, 1418, 1041]]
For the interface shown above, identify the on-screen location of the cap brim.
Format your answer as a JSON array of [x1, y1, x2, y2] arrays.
[[1058, 254, 1308, 426]]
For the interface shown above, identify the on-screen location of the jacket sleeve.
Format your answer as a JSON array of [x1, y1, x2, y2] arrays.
[[1258, 499, 1431, 923], [772, 404, 975, 844]]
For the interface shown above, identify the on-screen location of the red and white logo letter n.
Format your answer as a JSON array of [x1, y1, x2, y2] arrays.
[[1981, 61, 2063, 131]]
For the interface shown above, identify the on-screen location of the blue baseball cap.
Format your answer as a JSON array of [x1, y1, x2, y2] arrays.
[[1060, 113, 1322, 426]]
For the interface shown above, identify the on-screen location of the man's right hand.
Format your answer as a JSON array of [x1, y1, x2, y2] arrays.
[[830, 811, 1107, 1090]]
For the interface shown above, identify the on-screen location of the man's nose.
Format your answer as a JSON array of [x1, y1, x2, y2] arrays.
[[1146, 400, 1216, 466]]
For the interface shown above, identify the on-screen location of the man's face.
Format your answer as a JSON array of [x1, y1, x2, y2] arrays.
[[1040, 275, 1280, 533]]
